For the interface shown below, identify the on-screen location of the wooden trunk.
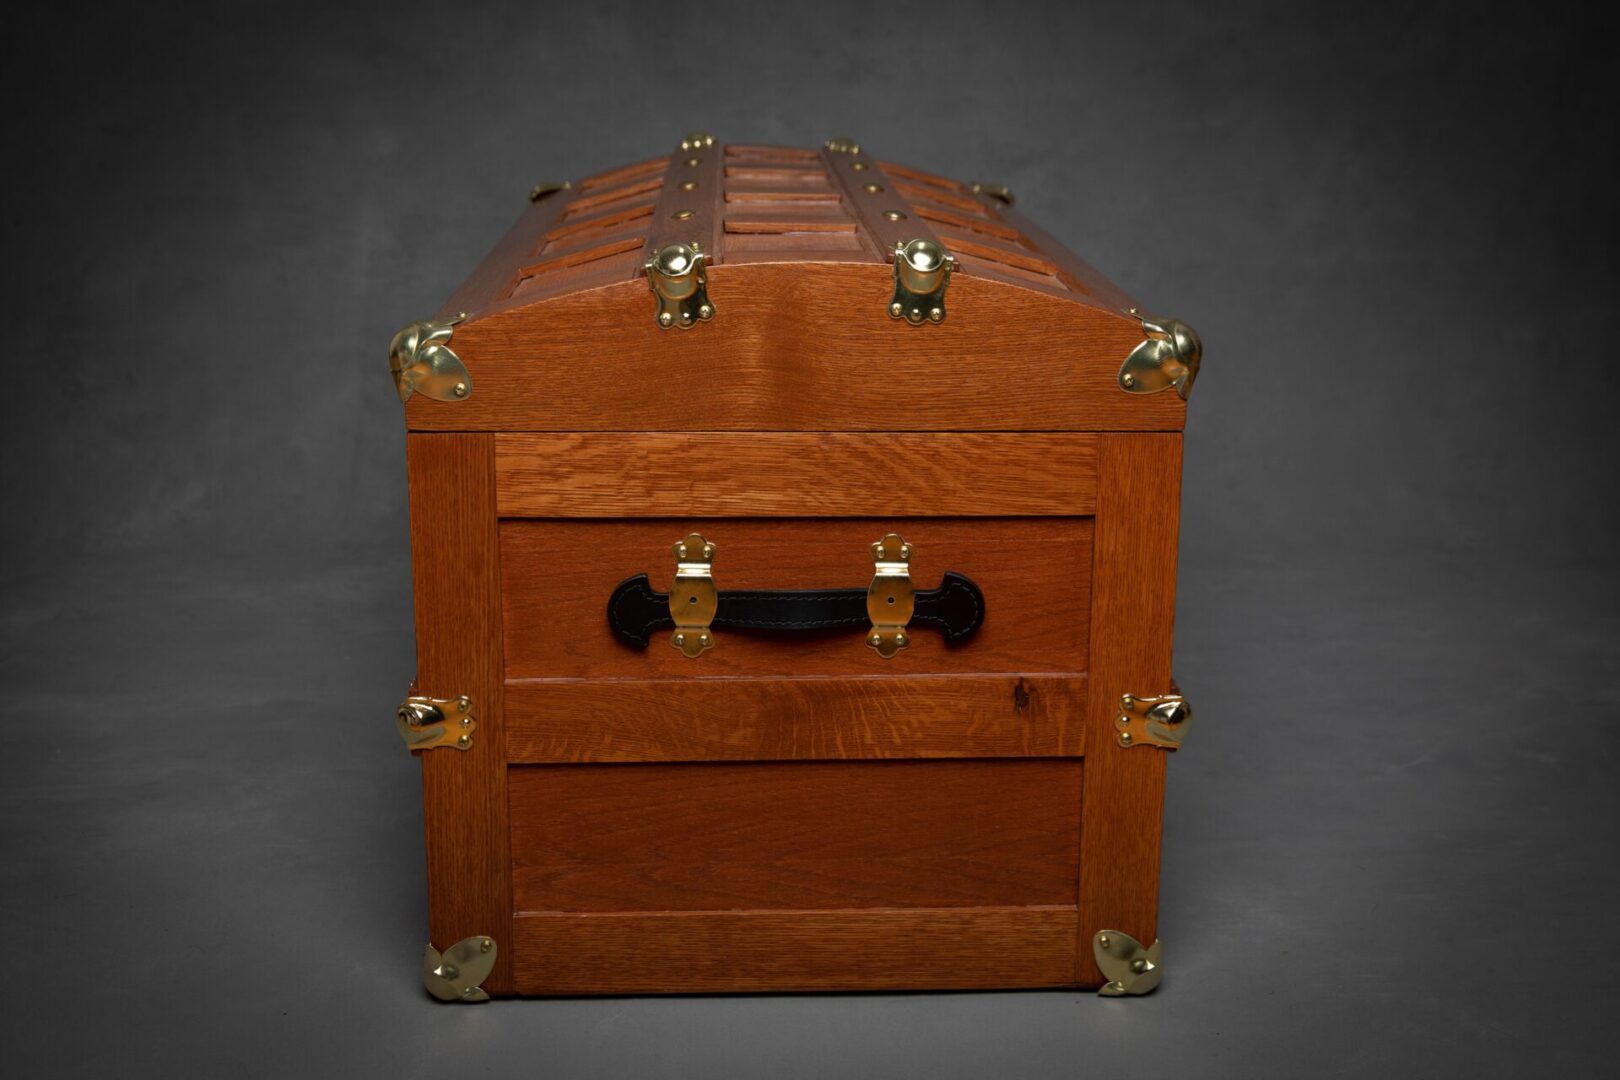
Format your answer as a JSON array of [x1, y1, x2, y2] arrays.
[[393, 136, 1199, 999]]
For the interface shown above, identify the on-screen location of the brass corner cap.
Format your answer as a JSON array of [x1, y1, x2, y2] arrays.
[[1118, 312, 1201, 400]]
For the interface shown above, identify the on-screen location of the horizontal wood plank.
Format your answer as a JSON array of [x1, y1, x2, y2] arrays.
[[511, 906, 1082, 994], [504, 674, 1084, 762], [500, 517, 1091, 679], [510, 759, 1081, 912], [494, 433, 1097, 518]]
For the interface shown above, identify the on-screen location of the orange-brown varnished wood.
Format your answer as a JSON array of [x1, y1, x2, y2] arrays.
[[499, 517, 1091, 679], [493, 433, 1098, 518], [406, 434, 513, 993], [404, 263, 1181, 432], [511, 907, 1079, 994], [509, 759, 1082, 912], [434, 190, 573, 321], [503, 673, 1085, 762], [1076, 434, 1182, 985]]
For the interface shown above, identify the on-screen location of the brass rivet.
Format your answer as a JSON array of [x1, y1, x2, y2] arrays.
[[1131, 959, 1148, 973], [883, 210, 906, 221], [699, 304, 713, 319], [461, 716, 472, 727], [658, 312, 674, 327], [453, 382, 468, 397], [851, 161, 868, 171], [685, 157, 700, 167], [863, 182, 884, 194], [1128, 307, 1139, 316], [457, 734, 471, 747], [929, 307, 943, 322], [889, 301, 904, 317], [481, 939, 493, 953], [675, 632, 686, 645], [1098, 935, 1111, 948], [672, 209, 695, 220], [1122, 373, 1136, 388], [679, 180, 697, 191], [1119, 732, 1133, 746], [462, 987, 477, 997]]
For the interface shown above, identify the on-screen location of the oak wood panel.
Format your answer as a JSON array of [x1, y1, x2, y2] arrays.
[[499, 517, 1091, 679], [503, 673, 1085, 762], [995, 201, 1144, 312], [509, 759, 1082, 912], [493, 433, 1098, 518], [1076, 434, 1181, 984], [406, 434, 513, 993], [511, 907, 1080, 994], [406, 263, 1184, 433]]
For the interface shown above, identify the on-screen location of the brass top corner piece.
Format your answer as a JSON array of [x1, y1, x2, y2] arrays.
[[1094, 930, 1162, 996], [890, 238, 954, 325], [528, 180, 572, 202], [389, 314, 470, 404], [646, 242, 715, 329], [1118, 311, 1202, 400], [969, 181, 1014, 206], [423, 936, 497, 1003]]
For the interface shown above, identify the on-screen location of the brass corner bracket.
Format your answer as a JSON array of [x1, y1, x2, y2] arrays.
[[1118, 311, 1201, 400], [1094, 930, 1162, 996], [528, 180, 572, 202], [423, 936, 497, 1002], [890, 238, 954, 325], [669, 533, 717, 658], [397, 694, 476, 752], [389, 314, 470, 404], [1116, 692, 1191, 750], [867, 533, 916, 658], [969, 181, 1015, 206], [646, 242, 714, 329]]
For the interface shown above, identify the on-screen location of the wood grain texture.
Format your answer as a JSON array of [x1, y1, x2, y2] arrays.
[[503, 674, 1085, 762], [403, 263, 1182, 432], [511, 906, 1079, 994], [433, 188, 573, 322], [406, 434, 513, 993], [493, 433, 1098, 518], [1076, 434, 1181, 984], [509, 759, 1081, 912], [499, 517, 1092, 679]]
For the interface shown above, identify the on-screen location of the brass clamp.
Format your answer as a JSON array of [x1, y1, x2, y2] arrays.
[[397, 694, 476, 752], [669, 533, 718, 658], [646, 242, 714, 329], [890, 239, 954, 325], [1115, 692, 1191, 750], [423, 936, 497, 1002], [867, 533, 916, 658]]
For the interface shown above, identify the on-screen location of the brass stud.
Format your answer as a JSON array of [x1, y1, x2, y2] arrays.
[[851, 161, 868, 171], [480, 938, 493, 953], [889, 301, 904, 317], [884, 210, 906, 221], [672, 209, 695, 220], [457, 734, 471, 748], [1122, 372, 1136, 388], [1118, 732, 1134, 746], [863, 183, 884, 194], [658, 312, 674, 327], [685, 157, 700, 167], [679, 180, 698, 191], [452, 382, 468, 398], [1098, 935, 1111, 949]]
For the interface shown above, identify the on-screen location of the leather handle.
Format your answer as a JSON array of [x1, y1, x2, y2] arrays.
[[607, 572, 985, 649]]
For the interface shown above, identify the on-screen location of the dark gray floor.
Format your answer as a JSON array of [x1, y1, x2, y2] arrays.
[[4, 541, 1614, 1077]]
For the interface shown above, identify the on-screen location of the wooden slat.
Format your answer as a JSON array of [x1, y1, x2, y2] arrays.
[[499, 517, 1092, 680], [820, 144, 945, 263], [509, 759, 1081, 911], [504, 674, 1085, 762], [493, 433, 1098, 518], [406, 434, 513, 994], [1076, 434, 1181, 984], [511, 906, 1079, 994], [434, 186, 574, 321], [644, 135, 722, 268], [994, 200, 1144, 312]]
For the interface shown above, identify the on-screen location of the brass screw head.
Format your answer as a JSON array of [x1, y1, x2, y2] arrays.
[[457, 734, 471, 748], [453, 382, 468, 397], [1121, 373, 1136, 388], [863, 183, 884, 194], [480, 938, 493, 953], [685, 157, 700, 167], [672, 209, 695, 220], [851, 161, 868, 171], [679, 179, 698, 191], [1098, 935, 1111, 949], [883, 210, 906, 221]]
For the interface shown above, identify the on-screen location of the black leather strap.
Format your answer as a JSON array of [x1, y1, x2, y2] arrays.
[[607, 572, 985, 648]]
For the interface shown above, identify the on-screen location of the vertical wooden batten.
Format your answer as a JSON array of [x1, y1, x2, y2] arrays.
[[407, 433, 513, 995], [1076, 433, 1182, 986]]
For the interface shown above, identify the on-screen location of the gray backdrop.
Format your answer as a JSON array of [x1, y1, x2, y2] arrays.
[[5, 1, 1616, 1076]]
